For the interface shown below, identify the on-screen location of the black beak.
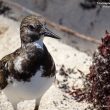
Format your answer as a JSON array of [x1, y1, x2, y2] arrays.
[[41, 27, 60, 39]]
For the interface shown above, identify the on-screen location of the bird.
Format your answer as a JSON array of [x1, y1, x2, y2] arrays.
[[0, 15, 60, 110]]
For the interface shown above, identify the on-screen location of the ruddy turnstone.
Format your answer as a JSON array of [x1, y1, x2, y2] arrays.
[[0, 15, 60, 109]]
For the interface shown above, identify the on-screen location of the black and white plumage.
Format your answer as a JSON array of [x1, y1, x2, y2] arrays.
[[0, 15, 60, 109]]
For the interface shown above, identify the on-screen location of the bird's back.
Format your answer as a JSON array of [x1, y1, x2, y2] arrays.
[[0, 48, 21, 89]]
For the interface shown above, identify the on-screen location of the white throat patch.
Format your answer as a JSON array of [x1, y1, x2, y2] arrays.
[[34, 38, 44, 50]]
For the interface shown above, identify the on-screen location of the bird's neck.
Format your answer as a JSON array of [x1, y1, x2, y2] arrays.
[[33, 38, 44, 50], [21, 38, 44, 50]]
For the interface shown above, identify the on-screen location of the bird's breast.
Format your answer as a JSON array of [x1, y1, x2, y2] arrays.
[[3, 68, 54, 105]]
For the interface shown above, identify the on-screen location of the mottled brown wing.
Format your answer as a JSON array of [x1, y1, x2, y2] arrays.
[[1, 48, 21, 63], [0, 69, 7, 89], [0, 53, 14, 89], [1, 47, 21, 70], [0, 48, 21, 89]]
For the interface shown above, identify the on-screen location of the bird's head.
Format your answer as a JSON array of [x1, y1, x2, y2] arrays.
[[20, 15, 60, 44]]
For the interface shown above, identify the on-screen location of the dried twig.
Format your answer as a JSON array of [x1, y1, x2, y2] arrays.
[[3, 0, 101, 44]]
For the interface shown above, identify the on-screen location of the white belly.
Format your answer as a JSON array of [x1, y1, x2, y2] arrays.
[[3, 70, 54, 106]]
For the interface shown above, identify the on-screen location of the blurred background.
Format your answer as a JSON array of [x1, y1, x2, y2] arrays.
[[11, 0, 110, 38], [1, 0, 110, 54]]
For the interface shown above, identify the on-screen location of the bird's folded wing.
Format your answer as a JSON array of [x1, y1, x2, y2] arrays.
[[0, 69, 7, 89]]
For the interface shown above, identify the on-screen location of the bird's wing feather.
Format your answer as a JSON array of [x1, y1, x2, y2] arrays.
[[0, 48, 21, 88], [0, 51, 14, 89], [41, 44, 56, 77], [0, 69, 8, 89]]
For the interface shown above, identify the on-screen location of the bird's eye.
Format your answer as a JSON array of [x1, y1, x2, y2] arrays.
[[36, 25, 42, 31], [28, 25, 35, 31]]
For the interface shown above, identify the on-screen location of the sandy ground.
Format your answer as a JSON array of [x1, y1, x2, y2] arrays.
[[0, 15, 93, 110]]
